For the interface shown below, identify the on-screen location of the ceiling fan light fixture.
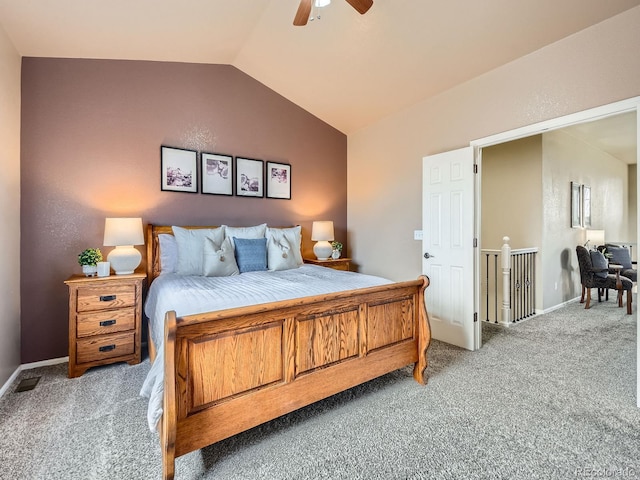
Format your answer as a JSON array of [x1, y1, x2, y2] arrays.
[[294, 0, 371, 26]]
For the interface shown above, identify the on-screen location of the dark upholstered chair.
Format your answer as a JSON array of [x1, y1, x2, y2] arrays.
[[576, 245, 633, 314]]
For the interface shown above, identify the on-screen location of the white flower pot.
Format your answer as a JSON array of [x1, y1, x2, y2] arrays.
[[82, 265, 97, 277]]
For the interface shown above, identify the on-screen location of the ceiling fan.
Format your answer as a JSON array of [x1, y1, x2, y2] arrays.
[[294, 0, 373, 26]]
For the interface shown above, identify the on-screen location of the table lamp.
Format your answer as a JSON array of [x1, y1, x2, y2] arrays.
[[104, 217, 144, 274], [585, 229, 605, 250], [311, 221, 334, 260]]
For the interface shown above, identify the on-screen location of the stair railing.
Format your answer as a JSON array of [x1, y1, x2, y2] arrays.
[[481, 236, 538, 325]]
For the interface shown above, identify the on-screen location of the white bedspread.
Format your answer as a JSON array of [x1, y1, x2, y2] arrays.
[[140, 265, 391, 432]]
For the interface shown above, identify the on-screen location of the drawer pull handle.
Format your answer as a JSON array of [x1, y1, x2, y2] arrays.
[[99, 295, 116, 302], [99, 344, 116, 352], [99, 319, 116, 327]]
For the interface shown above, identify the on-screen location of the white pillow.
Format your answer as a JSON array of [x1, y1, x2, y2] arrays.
[[266, 226, 303, 265], [267, 234, 299, 271], [223, 223, 267, 249], [203, 237, 239, 277], [172, 226, 225, 275], [158, 234, 178, 274]]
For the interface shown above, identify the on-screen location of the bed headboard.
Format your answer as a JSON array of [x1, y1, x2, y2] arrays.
[[146, 224, 303, 284]]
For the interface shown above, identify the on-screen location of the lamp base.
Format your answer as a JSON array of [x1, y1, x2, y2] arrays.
[[107, 246, 141, 275], [313, 241, 333, 261]]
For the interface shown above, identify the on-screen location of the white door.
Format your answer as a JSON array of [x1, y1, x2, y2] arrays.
[[422, 147, 478, 350]]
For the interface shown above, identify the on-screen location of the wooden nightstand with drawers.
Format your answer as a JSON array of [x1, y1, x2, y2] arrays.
[[64, 272, 146, 378], [304, 257, 351, 271]]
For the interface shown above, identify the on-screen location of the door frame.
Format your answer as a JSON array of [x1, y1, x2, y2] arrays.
[[470, 96, 640, 408]]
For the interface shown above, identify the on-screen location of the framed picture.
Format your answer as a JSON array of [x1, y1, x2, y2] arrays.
[[161, 146, 198, 193], [235, 157, 264, 197], [571, 181, 582, 228], [582, 185, 591, 228], [201, 152, 233, 196], [266, 161, 291, 199]]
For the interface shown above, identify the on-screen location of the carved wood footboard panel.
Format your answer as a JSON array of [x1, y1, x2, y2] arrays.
[[161, 277, 431, 479]]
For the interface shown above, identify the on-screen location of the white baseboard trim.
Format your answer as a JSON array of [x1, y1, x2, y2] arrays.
[[0, 368, 20, 399], [540, 296, 581, 315], [482, 296, 582, 327], [0, 356, 68, 399]]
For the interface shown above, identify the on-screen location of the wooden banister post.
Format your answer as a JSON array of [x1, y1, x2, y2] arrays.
[[500, 236, 511, 325]]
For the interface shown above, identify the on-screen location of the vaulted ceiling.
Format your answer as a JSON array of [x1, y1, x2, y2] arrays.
[[1, 0, 639, 136]]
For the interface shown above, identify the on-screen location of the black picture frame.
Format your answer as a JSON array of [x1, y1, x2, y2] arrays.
[[161, 146, 198, 193], [235, 157, 264, 197], [201, 152, 233, 196], [266, 161, 292, 200]]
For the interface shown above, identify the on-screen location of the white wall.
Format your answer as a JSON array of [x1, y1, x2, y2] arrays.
[[542, 129, 629, 308], [629, 164, 637, 256], [0, 24, 21, 386], [481, 136, 543, 250], [348, 7, 640, 283]]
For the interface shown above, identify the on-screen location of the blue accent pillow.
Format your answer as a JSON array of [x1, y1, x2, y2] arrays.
[[605, 244, 632, 269], [589, 250, 608, 279], [234, 237, 268, 273]]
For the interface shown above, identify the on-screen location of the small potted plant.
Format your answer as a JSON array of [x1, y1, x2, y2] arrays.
[[331, 241, 343, 260], [78, 248, 103, 276]]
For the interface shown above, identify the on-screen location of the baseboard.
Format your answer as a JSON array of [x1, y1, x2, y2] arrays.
[[0, 368, 21, 399], [482, 296, 582, 327], [540, 296, 581, 315], [0, 356, 68, 399]]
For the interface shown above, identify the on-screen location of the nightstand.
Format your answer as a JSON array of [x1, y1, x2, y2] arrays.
[[64, 272, 146, 378], [304, 257, 351, 271]]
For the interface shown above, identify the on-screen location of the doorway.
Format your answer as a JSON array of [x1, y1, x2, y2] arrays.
[[470, 96, 640, 407], [480, 112, 636, 315]]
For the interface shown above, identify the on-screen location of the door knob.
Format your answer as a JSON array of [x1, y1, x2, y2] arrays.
[[424, 252, 435, 259]]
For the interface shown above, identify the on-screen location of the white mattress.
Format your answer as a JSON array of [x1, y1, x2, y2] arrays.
[[140, 264, 392, 432]]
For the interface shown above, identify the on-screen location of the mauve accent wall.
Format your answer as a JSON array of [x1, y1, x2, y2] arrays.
[[21, 58, 347, 364]]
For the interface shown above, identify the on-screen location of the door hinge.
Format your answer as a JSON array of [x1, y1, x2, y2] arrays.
[[473, 164, 478, 174], [474, 312, 478, 323], [473, 237, 478, 248]]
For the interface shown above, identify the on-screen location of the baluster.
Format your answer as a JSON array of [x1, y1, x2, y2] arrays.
[[501, 236, 511, 324], [493, 253, 498, 323]]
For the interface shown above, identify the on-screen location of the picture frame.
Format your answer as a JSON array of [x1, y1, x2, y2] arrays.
[[266, 161, 291, 200], [201, 152, 233, 196], [161, 146, 198, 193], [582, 185, 591, 228], [235, 157, 264, 197], [571, 181, 582, 228]]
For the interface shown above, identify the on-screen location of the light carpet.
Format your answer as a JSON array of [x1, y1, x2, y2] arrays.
[[0, 297, 638, 479]]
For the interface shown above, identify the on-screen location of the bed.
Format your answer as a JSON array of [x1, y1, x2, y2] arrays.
[[141, 224, 431, 479]]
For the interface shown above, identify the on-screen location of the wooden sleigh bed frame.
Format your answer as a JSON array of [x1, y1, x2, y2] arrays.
[[145, 225, 432, 479]]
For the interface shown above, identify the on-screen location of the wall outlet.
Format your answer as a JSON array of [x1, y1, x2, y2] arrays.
[[414, 230, 423, 240]]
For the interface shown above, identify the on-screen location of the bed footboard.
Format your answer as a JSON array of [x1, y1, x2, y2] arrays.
[[161, 276, 430, 479]]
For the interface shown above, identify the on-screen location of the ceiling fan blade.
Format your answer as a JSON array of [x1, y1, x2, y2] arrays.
[[294, 0, 312, 26], [345, 0, 373, 15]]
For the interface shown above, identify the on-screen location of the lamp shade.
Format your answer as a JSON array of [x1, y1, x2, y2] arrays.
[[104, 218, 144, 246], [585, 229, 605, 248], [103, 218, 144, 275], [311, 221, 334, 242]]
